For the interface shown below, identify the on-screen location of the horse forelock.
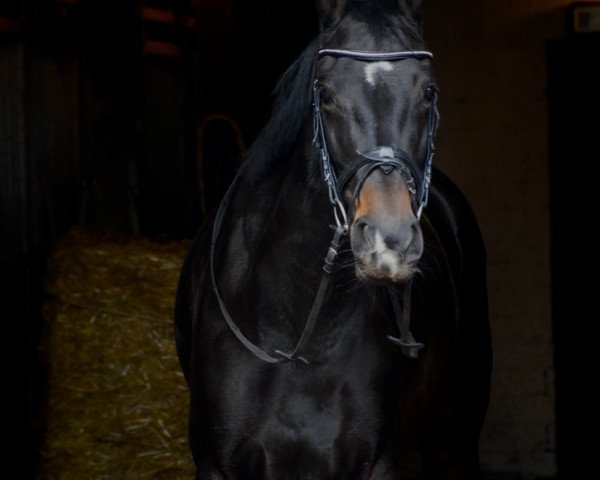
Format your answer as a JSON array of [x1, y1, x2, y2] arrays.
[[343, 2, 423, 50], [318, 0, 424, 49]]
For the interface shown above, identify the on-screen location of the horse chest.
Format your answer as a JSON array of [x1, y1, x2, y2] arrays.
[[208, 361, 393, 478]]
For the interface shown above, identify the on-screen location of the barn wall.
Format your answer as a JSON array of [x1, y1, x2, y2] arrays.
[[424, 1, 570, 477]]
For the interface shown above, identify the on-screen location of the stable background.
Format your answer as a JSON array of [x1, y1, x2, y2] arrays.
[[1, 0, 598, 478]]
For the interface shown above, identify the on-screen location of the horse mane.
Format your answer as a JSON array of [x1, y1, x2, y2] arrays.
[[241, 39, 320, 183]]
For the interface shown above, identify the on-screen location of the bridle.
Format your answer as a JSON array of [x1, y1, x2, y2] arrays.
[[210, 48, 439, 364], [313, 48, 439, 228]]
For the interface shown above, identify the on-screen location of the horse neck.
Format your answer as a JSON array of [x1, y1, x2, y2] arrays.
[[216, 141, 373, 344], [222, 143, 332, 285]]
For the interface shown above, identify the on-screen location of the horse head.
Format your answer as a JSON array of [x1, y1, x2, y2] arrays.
[[313, 0, 438, 284]]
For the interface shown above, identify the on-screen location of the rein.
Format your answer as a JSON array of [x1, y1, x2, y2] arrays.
[[210, 48, 437, 364]]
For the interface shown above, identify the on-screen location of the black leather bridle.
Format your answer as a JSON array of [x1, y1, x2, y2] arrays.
[[210, 48, 439, 364], [313, 48, 439, 227]]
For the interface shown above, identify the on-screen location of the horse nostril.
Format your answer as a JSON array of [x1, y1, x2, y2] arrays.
[[353, 216, 423, 265], [353, 218, 375, 249], [404, 222, 424, 263], [355, 219, 368, 231]]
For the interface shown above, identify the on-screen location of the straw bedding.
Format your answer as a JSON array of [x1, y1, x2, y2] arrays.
[[40, 228, 195, 479]]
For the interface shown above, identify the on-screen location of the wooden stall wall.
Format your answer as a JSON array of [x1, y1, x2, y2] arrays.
[[1, 0, 201, 243]]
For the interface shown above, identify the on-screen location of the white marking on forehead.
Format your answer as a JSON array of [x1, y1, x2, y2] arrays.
[[364, 61, 393, 86]]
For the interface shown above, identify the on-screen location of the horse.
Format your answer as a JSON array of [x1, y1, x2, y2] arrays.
[[174, 0, 492, 478]]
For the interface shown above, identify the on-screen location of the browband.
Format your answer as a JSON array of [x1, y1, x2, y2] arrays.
[[317, 49, 433, 61]]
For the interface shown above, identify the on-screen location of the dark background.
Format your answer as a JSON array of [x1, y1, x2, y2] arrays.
[[1, 0, 598, 478]]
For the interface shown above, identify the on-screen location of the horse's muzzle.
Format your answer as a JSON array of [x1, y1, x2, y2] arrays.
[[348, 167, 423, 283], [351, 214, 423, 283]]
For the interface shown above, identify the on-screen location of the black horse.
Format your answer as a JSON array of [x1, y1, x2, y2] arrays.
[[175, 1, 491, 478]]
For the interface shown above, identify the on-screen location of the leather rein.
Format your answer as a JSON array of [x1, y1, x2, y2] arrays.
[[210, 48, 439, 364]]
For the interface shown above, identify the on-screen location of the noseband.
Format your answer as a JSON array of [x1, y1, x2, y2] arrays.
[[210, 48, 437, 364], [313, 49, 439, 225]]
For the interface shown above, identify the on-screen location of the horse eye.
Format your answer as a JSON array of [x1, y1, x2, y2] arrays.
[[424, 84, 438, 102], [319, 87, 334, 106]]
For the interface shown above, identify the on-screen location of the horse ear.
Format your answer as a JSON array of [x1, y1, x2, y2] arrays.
[[315, 0, 349, 31]]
